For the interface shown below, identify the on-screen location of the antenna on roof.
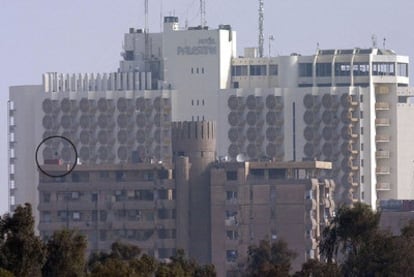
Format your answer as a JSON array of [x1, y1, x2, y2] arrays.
[[371, 34, 378, 48], [383, 37, 386, 49], [200, 0, 206, 27], [144, 0, 149, 71], [258, 0, 264, 57]]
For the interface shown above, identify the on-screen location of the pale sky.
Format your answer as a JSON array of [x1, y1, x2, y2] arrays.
[[1, 0, 413, 214]]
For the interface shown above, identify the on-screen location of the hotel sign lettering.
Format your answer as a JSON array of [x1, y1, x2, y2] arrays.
[[177, 37, 217, 55]]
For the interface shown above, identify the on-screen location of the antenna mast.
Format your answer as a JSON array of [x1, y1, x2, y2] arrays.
[[258, 0, 264, 57], [144, 0, 149, 71], [200, 0, 206, 28]]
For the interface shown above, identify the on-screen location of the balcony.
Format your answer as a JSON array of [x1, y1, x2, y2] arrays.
[[377, 183, 391, 191], [375, 102, 390, 110], [376, 151, 390, 159], [375, 135, 390, 143], [376, 167, 391, 175], [375, 118, 390, 127]]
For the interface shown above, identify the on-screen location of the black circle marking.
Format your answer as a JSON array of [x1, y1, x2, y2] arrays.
[[35, 135, 78, 178]]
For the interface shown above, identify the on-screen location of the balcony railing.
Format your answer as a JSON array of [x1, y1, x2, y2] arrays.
[[375, 135, 390, 142], [376, 167, 391, 175], [377, 183, 391, 191], [375, 102, 390, 110], [376, 151, 390, 159], [375, 118, 390, 127]]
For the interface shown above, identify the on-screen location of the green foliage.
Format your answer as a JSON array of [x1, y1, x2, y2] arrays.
[[245, 239, 297, 277], [293, 259, 341, 277], [42, 229, 87, 277], [0, 268, 14, 277], [0, 203, 47, 277], [320, 202, 380, 263]]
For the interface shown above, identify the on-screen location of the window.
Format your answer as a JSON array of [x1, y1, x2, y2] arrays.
[[72, 211, 81, 221], [202, 67, 205, 74], [226, 171, 237, 181], [135, 190, 154, 201], [158, 189, 175, 200], [226, 191, 238, 201], [226, 250, 238, 262], [316, 63, 332, 77], [58, 211, 68, 221], [100, 210, 107, 222], [191, 67, 194, 74], [231, 65, 248, 76], [269, 169, 286, 179], [115, 171, 126, 181], [202, 99, 205, 106], [335, 63, 351, 76], [196, 68, 199, 74], [71, 191, 80, 200], [91, 193, 98, 202], [42, 211, 51, 223], [250, 65, 267, 76], [397, 63, 408, 77], [361, 159, 364, 167], [43, 192, 51, 203], [299, 63, 312, 77], [372, 62, 395, 76], [233, 81, 239, 88], [226, 230, 239, 240], [361, 143, 364, 151], [192, 100, 194, 106], [100, 230, 107, 241], [269, 64, 278, 75], [353, 63, 370, 76]]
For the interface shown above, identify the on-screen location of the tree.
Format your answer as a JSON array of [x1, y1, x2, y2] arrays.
[[320, 202, 380, 264], [42, 229, 87, 277], [293, 259, 341, 277], [0, 203, 46, 277], [245, 239, 297, 277], [155, 249, 216, 277], [88, 241, 157, 277]]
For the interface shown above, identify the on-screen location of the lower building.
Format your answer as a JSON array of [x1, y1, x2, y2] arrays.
[[37, 121, 335, 276], [210, 160, 335, 275], [379, 199, 414, 235]]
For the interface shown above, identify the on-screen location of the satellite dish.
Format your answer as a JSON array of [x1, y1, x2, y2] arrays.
[[236, 153, 246, 162]]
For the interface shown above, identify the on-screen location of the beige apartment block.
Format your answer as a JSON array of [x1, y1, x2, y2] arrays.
[[210, 160, 335, 276]]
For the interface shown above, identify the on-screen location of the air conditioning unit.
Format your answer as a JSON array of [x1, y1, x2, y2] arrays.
[[322, 143, 333, 157], [136, 97, 145, 111], [117, 97, 128, 112], [322, 111, 332, 125], [79, 146, 90, 162], [228, 95, 239, 110], [246, 111, 257, 126], [228, 111, 240, 126], [136, 129, 146, 144], [266, 95, 276, 109], [117, 146, 128, 161], [304, 127, 314, 141], [266, 127, 278, 141], [266, 143, 276, 156], [153, 97, 162, 111], [117, 130, 128, 144], [228, 144, 240, 158], [60, 98, 71, 113], [266, 111, 277, 125], [247, 127, 257, 142], [246, 95, 257, 110], [322, 127, 333, 141], [247, 143, 257, 158], [228, 128, 240, 142], [322, 94, 332, 109], [42, 147, 53, 160], [304, 143, 314, 157], [42, 115, 55, 129], [42, 99, 53, 113], [303, 110, 314, 125], [303, 94, 314, 109], [60, 115, 72, 129], [61, 146, 73, 162], [79, 98, 89, 113], [98, 130, 108, 145]]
